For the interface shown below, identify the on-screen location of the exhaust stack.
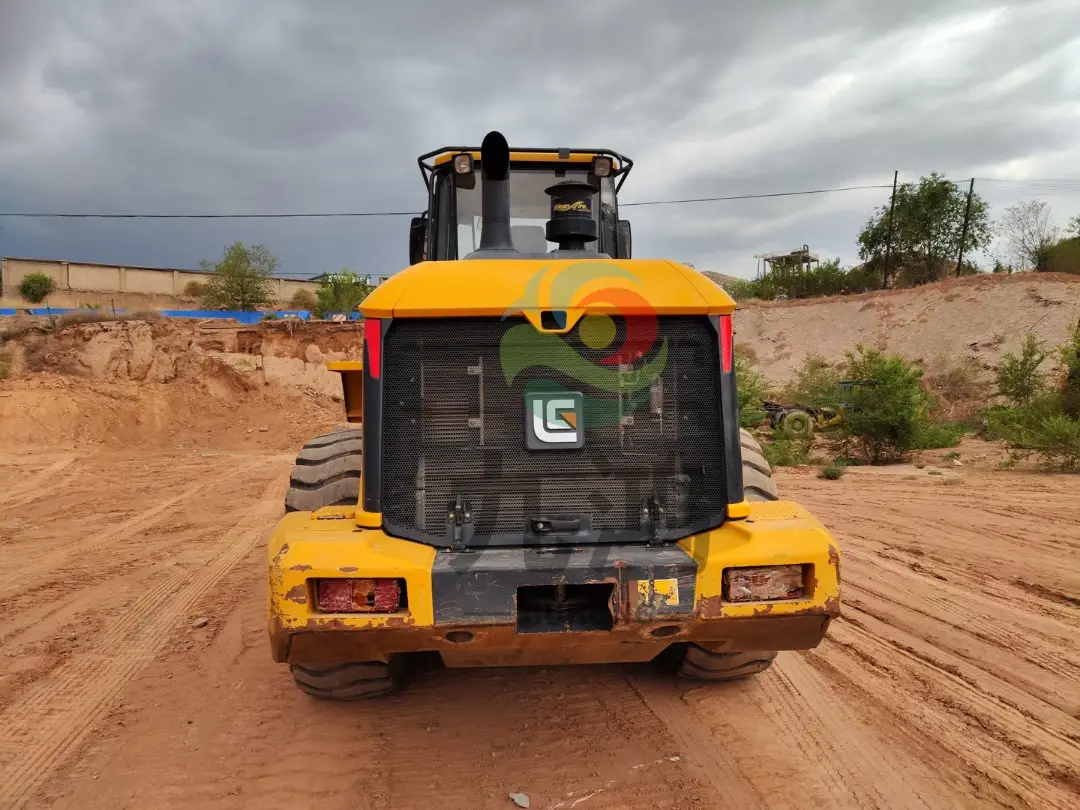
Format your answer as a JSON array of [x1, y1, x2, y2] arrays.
[[468, 131, 519, 257]]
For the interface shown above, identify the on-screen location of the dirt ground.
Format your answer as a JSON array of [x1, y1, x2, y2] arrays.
[[1, 447, 1077, 810]]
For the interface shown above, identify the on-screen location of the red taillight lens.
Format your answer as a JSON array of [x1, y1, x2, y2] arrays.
[[364, 318, 382, 378], [316, 578, 402, 613], [719, 314, 733, 374]]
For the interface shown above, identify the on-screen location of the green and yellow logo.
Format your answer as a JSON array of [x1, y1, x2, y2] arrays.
[[500, 262, 668, 434]]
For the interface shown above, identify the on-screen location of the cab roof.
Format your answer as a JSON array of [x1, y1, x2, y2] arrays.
[[418, 145, 634, 191]]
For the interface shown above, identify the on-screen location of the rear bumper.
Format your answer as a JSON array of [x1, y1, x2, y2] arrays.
[[267, 500, 841, 666]]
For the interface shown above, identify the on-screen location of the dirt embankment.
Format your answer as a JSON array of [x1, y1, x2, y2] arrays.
[[0, 318, 362, 450], [734, 273, 1080, 385]]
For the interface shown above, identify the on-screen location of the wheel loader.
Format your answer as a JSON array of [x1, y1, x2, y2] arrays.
[[267, 131, 841, 699]]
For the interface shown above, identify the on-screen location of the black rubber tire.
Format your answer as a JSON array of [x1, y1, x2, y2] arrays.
[[289, 661, 397, 700], [674, 429, 781, 681], [780, 409, 814, 439], [284, 426, 363, 513], [677, 647, 778, 681], [739, 428, 778, 502]]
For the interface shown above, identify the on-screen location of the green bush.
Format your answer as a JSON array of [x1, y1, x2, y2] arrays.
[[818, 463, 846, 480], [912, 421, 966, 450], [996, 333, 1049, 406], [778, 355, 843, 408], [289, 288, 318, 310], [762, 432, 814, 467], [1060, 330, 1080, 419], [837, 346, 932, 463], [18, 273, 57, 304], [987, 400, 1080, 470], [735, 354, 770, 428]]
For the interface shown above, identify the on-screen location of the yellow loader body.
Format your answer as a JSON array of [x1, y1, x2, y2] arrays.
[[268, 501, 839, 668]]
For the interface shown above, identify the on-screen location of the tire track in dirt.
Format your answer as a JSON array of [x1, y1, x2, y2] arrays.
[[625, 674, 764, 807], [812, 614, 1080, 809], [362, 668, 701, 810], [0, 456, 75, 507], [0, 476, 284, 810], [0, 458, 269, 601]]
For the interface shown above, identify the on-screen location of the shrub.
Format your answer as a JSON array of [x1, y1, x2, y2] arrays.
[[762, 432, 814, 467], [778, 355, 843, 408], [986, 395, 1080, 470], [18, 273, 57, 304], [927, 355, 985, 404], [996, 333, 1048, 406], [315, 270, 374, 318], [838, 345, 931, 463], [735, 354, 770, 428], [289, 289, 318, 310], [1060, 329, 1080, 419], [912, 421, 966, 450], [818, 463, 846, 480], [183, 280, 207, 299]]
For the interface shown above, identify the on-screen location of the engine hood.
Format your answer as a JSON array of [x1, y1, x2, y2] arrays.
[[359, 259, 736, 320]]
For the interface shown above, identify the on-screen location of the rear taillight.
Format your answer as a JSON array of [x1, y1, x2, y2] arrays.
[[718, 314, 733, 374], [723, 565, 806, 602], [316, 578, 403, 613], [364, 318, 382, 378]]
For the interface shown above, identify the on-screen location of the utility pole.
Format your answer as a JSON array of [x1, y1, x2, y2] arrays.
[[882, 170, 898, 289], [956, 177, 975, 277]]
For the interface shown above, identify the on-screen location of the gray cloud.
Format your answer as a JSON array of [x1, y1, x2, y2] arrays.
[[1, 0, 1079, 279]]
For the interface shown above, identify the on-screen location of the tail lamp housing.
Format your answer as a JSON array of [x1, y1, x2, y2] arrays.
[[723, 565, 807, 603], [315, 578, 406, 613]]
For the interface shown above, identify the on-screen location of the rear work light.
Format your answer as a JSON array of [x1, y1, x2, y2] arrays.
[[316, 578, 404, 613], [723, 565, 806, 603]]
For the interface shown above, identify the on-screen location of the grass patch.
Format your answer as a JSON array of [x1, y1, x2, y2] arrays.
[[818, 463, 846, 480], [762, 432, 815, 467], [912, 421, 966, 450]]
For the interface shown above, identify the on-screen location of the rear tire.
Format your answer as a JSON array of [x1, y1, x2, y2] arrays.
[[283, 428, 396, 700], [674, 429, 781, 681], [739, 428, 778, 502], [289, 661, 398, 700], [284, 426, 363, 513], [678, 647, 778, 681]]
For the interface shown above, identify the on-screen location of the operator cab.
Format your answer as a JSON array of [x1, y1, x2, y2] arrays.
[[409, 132, 634, 265]]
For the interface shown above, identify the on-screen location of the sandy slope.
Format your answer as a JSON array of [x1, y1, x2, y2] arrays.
[[733, 273, 1080, 384]]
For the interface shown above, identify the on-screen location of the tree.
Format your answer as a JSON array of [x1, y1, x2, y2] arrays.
[[18, 273, 57, 305], [1067, 215, 1080, 239], [999, 200, 1059, 271], [858, 173, 991, 287], [199, 242, 279, 311], [289, 288, 318, 310], [314, 270, 374, 318]]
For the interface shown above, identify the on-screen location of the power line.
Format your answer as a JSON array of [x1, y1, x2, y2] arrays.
[[620, 184, 893, 207], [0, 183, 897, 219], [0, 210, 422, 219]]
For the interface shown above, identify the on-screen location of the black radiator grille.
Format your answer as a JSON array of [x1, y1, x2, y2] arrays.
[[380, 316, 727, 546]]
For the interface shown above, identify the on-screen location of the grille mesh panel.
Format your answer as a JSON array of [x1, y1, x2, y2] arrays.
[[380, 316, 726, 544]]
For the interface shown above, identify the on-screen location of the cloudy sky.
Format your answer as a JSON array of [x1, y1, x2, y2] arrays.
[[2, 0, 1079, 280]]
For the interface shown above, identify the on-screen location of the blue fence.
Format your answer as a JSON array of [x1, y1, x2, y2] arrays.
[[2, 308, 362, 324]]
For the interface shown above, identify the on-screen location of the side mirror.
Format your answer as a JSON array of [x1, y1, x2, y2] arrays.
[[616, 219, 632, 259], [409, 215, 428, 265]]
